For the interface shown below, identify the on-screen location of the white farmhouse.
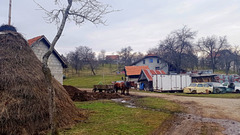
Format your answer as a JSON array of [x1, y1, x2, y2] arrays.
[[131, 54, 169, 74], [28, 35, 67, 84]]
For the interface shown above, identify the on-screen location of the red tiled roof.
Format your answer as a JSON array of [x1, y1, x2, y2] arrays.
[[146, 54, 158, 57], [125, 66, 149, 76], [142, 69, 166, 81], [28, 35, 43, 46], [106, 55, 119, 60]]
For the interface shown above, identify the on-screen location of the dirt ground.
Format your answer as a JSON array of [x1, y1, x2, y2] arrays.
[[63, 85, 122, 101], [66, 87, 240, 134], [129, 91, 240, 135]]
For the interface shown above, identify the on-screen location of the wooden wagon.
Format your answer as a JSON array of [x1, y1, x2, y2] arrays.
[[93, 85, 115, 93]]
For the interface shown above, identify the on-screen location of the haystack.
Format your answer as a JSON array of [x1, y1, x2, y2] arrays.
[[0, 26, 83, 135]]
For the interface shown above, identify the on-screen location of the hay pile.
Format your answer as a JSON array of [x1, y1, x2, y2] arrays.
[[0, 27, 83, 134], [63, 85, 122, 101]]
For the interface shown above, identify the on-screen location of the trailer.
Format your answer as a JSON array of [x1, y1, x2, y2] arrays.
[[153, 74, 191, 92], [92, 85, 115, 93]]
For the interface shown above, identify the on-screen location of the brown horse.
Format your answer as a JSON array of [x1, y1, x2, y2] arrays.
[[114, 81, 131, 95]]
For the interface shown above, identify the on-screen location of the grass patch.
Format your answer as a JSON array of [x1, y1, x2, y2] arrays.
[[166, 93, 240, 98], [130, 89, 240, 99], [135, 97, 182, 113], [63, 74, 124, 88], [60, 98, 181, 135]]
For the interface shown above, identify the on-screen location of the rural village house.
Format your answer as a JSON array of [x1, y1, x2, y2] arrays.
[[106, 55, 119, 64], [28, 35, 67, 84], [138, 69, 166, 91], [131, 54, 169, 73], [124, 55, 171, 83]]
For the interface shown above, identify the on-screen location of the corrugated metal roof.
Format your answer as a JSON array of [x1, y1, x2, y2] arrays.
[[142, 69, 166, 81]]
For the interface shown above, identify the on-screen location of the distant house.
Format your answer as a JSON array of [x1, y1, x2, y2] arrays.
[[28, 35, 67, 84], [106, 55, 119, 64], [138, 69, 166, 91], [124, 66, 149, 82], [131, 54, 169, 74]]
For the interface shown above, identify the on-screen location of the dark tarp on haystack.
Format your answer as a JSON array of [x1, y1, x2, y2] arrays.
[[0, 30, 84, 135]]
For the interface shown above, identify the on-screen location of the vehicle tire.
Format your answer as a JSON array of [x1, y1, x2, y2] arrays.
[[236, 89, 240, 93], [215, 88, 220, 94], [191, 90, 197, 94]]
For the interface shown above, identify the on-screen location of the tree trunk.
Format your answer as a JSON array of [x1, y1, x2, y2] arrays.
[[89, 62, 96, 75], [41, 1, 72, 134], [42, 64, 57, 135]]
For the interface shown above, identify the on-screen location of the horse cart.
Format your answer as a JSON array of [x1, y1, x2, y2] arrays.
[[93, 85, 115, 93]]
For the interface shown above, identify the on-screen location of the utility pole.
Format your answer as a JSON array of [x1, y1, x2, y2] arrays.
[[8, 0, 12, 25]]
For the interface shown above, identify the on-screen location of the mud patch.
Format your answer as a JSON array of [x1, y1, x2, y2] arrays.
[[63, 85, 122, 101], [111, 97, 137, 108], [179, 113, 240, 135]]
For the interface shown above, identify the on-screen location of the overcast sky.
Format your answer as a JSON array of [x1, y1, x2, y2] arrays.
[[1, 0, 240, 56]]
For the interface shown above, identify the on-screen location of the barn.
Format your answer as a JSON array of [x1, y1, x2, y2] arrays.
[[28, 35, 67, 84], [138, 69, 166, 91], [125, 66, 149, 82]]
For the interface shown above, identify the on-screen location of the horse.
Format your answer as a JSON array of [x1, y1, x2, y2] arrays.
[[114, 81, 131, 95]]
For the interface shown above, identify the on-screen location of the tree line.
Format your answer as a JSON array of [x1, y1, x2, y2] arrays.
[[65, 26, 240, 75]]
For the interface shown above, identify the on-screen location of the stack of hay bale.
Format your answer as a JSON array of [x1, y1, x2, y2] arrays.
[[0, 25, 84, 135]]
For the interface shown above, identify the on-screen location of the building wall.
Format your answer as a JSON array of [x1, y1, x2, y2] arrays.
[[134, 57, 169, 73], [31, 41, 63, 84]]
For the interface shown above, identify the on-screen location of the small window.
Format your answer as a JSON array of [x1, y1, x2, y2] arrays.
[[149, 58, 153, 63], [155, 67, 160, 70], [143, 60, 145, 64], [189, 83, 196, 87], [157, 59, 159, 63], [203, 84, 209, 87], [197, 84, 203, 87]]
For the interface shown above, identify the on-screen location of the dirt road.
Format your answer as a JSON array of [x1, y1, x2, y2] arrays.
[[130, 91, 240, 135]]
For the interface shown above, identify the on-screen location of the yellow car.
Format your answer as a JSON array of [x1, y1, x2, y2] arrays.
[[183, 83, 213, 94]]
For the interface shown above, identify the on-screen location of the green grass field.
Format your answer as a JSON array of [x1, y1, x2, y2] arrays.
[[60, 97, 181, 135], [63, 74, 124, 88], [64, 64, 125, 88]]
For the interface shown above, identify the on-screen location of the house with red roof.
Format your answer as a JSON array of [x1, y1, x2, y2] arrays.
[[28, 35, 67, 84], [138, 69, 166, 91], [124, 66, 149, 82], [106, 55, 119, 64]]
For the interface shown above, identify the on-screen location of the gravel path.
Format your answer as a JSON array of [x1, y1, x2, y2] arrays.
[[130, 92, 240, 122], [129, 91, 240, 135]]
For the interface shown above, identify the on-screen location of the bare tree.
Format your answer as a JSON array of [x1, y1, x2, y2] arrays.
[[98, 49, 106, 66], [217, 49, 234, 75], [35, 0, 113, 134], [173, 26, 197, 73], [66, 51, 83, 74], [118, 46, 133, 67], [151, 26, 197, 73], [232, 46, 240, 74], [76, 46, 97, 75], [132, 52, 144, 63], [198, 36, 228, 73]]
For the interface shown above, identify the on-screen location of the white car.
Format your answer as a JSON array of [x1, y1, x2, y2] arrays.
[[222, 82, 240, 93]]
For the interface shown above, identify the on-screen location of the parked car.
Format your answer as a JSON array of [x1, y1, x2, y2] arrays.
[[206, 82, 226, 94], [222, 82, 240, 93], [183, 83, 213, 94]]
